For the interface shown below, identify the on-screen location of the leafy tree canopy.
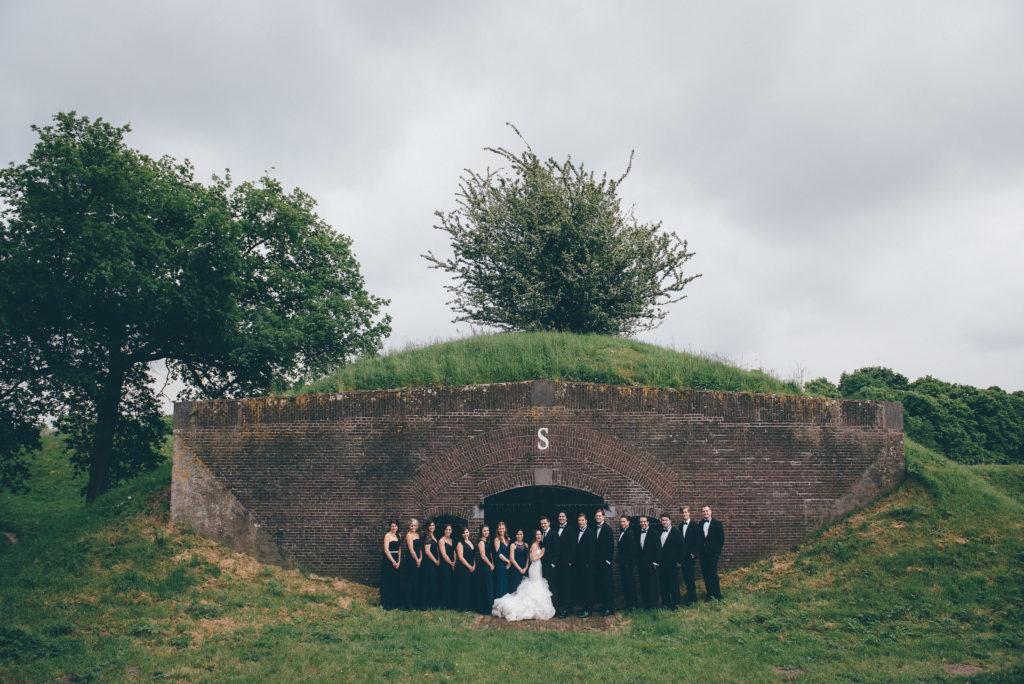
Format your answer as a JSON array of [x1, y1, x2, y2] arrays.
[[0, 112, 390, 499], [424, 125, 700, 336], [823, 366, 1024, 465]]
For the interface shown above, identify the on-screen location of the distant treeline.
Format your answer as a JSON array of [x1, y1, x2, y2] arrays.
[[807, 368, 1024, 465]]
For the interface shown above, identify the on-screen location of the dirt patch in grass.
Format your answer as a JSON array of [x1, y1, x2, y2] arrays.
[[772, 666, 806, 679], [942, 663, 984, 676], [469, 613, 629, 633], [1, 531, 18, 544]]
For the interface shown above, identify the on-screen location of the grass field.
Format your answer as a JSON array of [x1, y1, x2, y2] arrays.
[[294, 331, 803, 396], [2, 434, 1022, 682]]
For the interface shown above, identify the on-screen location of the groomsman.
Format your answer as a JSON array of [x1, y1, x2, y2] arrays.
[[699, 505, 725, 601], [592, 509, 615, 615], [636, 515, 659, 609], [616, 515, 638, 610], [656, 514, 682, 609], [679, 506, 701, 606], [554, 511, 574, 618], [572, 513, 596, 618], [539, 515, 557, 594]]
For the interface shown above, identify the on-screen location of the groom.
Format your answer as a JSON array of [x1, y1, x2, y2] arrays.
[[572, 512, 596, 618], [539, 515, 557, 600], [553, 511, 574, 618]]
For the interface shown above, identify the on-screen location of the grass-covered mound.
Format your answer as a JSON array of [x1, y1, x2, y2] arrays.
[[2, 435, 1021, 682], [296, 331, 802, 396]]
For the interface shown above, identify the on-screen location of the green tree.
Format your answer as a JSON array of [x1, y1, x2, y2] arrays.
[[804, 377, 840, 398], [424, 126, 700, 335], [0, 112, 390, 500]]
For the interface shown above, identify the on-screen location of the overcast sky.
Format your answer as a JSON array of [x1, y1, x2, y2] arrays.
[[3, 1, 1023, 396]]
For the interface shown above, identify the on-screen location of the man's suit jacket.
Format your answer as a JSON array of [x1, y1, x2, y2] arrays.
[[572, 526, 595, 567], [700, 518, 725, 557], [616, 526, 638, 566], [540, 527, 558, 566], [655, 525, 681, 566], [680, 520, 702, 560], [553, 524, 573, 565], [593, 523, 614, 567], [636, 526, 658, 566]]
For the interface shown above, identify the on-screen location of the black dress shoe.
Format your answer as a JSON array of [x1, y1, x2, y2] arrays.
[[601, 609, 613, 616], [577, 610, 591, 618], [556, 611, 568, 619]]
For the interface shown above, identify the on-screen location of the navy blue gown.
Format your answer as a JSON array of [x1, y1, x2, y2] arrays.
[[401, 535, 422, 610], [455, 539, 476, 612], [420, 536, 439, 609], [474, 540, 495, 614], [380, 539, 401, 610], [494, 539, 510, 598], [438, 538, 455, 609], [508, 542, 529, 594]]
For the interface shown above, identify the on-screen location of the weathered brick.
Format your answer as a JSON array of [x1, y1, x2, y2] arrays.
[[172, 381, 904, 583]]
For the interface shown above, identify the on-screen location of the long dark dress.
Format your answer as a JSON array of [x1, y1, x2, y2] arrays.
[[508, 542, 528, 594], [400, 535, 422, 610], [438, 538, 455, 609], [454, 540, 476, 612], [380, 539, 400, 610], [420, 536, 439, 609], [494, 539, 510, 598], [474, 540, 495, 614]]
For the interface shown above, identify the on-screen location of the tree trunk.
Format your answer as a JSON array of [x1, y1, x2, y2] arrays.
[[85, 361, 126, 503]]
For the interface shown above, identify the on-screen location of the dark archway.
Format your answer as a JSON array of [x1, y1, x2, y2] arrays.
[[483, 486, 605, 538], [431, 514, 469, 538]]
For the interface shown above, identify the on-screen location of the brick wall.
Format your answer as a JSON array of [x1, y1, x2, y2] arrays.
[[172, 381, 904, 583]]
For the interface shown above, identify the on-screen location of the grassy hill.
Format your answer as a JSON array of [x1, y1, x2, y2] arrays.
[[2, 434, 1022, 682], [294, 331, 803, 396]]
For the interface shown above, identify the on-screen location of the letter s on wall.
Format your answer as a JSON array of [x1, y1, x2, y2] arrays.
[[537, 427, 549, 450]]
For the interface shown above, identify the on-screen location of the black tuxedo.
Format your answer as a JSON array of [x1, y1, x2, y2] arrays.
[[678, 519, 701, 604], [616, 526, 638, 609], [553, 524, 574, 612], [572, 526, 595, 612], [539, 527, 557, 588], [635, 525, 659, 608], [655, 525, 682, 608], [699, 518, 725, 600], [592, 523, 614, 611]]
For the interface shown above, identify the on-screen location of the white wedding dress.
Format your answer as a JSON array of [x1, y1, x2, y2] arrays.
[[491, 548, 556, 621]]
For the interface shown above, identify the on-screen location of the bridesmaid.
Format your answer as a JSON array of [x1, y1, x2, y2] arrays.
[[474, 524, 495, 614], [508, 528, 529, 594], [400, 518, 422, 610], [380, 520, 401, 610], [421, 520, 440, 610], [438, 523, 456, 609], [493, 521, 511, 598], [454, 526, 476, 612]]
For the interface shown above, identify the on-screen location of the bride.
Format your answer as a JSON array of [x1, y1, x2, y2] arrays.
[[491, 529, 556, 621]]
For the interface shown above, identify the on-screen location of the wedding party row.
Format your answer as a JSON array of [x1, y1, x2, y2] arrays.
[[379, 506, 725, 621]]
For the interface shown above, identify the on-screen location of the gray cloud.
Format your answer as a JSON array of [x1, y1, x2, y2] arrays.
[[2, 0, 1022, 394]]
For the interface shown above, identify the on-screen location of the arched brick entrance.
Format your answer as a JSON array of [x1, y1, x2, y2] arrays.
[[172, 381, 904, 583], [407, 425, 674, 524]]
